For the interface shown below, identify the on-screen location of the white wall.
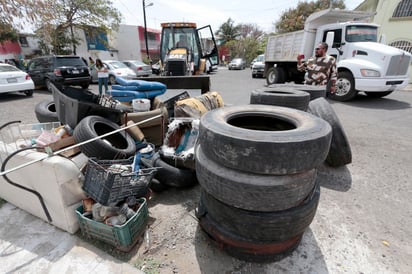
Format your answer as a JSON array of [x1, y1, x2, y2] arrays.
[[113, 25, 143, 61]]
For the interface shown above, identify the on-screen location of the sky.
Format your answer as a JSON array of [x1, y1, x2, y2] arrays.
[[115, 0, 365, 33]]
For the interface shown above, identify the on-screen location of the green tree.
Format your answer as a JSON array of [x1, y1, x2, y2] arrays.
[[0, 0, 121, 54], [0, 0, 45, 42], [35, 0, 121, 55], [275, 0, 346, 33], [215, 18, 241, 44], [233, 24, 265, 64]]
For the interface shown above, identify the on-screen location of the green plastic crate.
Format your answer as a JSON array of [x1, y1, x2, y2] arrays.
[[75, 198, 148, 252]]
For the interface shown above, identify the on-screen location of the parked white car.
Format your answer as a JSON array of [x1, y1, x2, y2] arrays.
[[89, 60, 136, 84], [0, 63, 34, 96]]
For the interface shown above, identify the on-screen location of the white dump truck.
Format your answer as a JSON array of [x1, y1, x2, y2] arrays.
[[264, 8, 412, 101]]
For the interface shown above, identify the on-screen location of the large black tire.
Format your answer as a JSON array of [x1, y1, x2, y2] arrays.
[[198, 105, 332, 175], [266, 84, 326, 100], [364, 91, 393, 98], [196, 182, 319, 242], [308, 97, 352, 167], [159, 149, 195, 170], [196, 210, 303, 263], [329, 71, 357, 101], [266, 67, 285, 85], [195, 145, 317, 211], [73, 115, 136, 159], [147, 152, 198, 188], [250, 87, 310, 111], [34, 99, 59, 123]]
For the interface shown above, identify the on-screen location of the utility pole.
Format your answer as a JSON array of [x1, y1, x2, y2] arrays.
[[142, 0, 153, 65]]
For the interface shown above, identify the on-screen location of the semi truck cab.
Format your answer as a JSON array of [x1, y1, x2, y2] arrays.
[[316, 22, 411, 101]]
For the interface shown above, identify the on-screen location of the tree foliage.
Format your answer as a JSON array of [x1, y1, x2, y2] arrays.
[[0, 0, 121, 54], [275, 0, 346, 33], [0, 0, 46, 42], [221, 22, 266, 64], [215, 18, 241, 44], [34, 0, 122, 54]]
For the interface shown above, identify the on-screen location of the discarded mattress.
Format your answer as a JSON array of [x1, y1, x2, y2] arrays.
[[114, 77, 167, 91], [109, 89, 166, 102]]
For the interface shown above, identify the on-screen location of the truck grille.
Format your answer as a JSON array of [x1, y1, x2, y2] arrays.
[[386, 54, 411, 76], [166, 60, 187, 76]]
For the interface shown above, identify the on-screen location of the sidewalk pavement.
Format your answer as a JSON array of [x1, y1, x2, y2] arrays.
[[0, 203, 144, 274]]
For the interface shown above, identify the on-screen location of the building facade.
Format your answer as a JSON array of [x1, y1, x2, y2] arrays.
[[0, 24, 161, 66]]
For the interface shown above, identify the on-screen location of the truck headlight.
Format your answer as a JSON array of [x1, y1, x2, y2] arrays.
[[360, 69, 380, 77]]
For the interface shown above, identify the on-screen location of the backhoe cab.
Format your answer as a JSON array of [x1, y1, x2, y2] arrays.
[[159, 22, 219, 76]]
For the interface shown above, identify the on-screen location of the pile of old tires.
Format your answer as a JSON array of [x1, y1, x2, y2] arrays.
[[195, 105, 332, 262], [250, 87, 352, 168]]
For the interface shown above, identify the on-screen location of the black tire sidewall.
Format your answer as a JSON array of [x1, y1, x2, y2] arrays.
[[199, 105, 332, 175], [73, 115, 136, 159]]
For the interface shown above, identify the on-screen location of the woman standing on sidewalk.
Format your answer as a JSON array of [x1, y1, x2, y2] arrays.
[[95, 59, 109, 95]]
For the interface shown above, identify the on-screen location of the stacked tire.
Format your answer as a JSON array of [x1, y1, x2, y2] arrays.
[[195, 105, 332, 262]]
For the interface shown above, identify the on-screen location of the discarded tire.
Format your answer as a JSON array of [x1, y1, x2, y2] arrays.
[[250, 87, 310, 111], [196, 204, 303, 263], [267, 84, 326, 100], [34, 98, 59, 123], [308, 97, 352, 167], [199, 105, 332, 175], [148, 152, 197, 188], [73, 115, 136, 159], [195, 144, 317, 212], [197, 184, 319, 242], [159, 149, 195, 170]]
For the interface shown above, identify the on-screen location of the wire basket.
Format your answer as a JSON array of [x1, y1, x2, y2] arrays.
[[98, 94, 118, 109], [82, 158, 157, 205], [76, 197, 148, 252]]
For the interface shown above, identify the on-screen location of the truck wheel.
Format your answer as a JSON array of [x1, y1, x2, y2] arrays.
[[364, 91, 393, 98], [73, 115, 136, 159], [250, 87, 310, 111], [195, 144, 317, 212], [308, 97, 352, 167], [266, 67, 285, 85], [198, 105, 332, 175], [330, 71, 357, 101]]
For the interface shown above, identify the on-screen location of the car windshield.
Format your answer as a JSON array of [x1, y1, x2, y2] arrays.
[[107, 61, 128, 69], [232, 58, 242, 63], [256, 55, 264, 62], [0, 65, 20, 72], [55, 57, 85, 66]]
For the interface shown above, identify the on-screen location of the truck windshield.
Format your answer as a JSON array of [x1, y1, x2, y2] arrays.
[[160, 27, 199, 62], [345, 25, 378, 42]]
